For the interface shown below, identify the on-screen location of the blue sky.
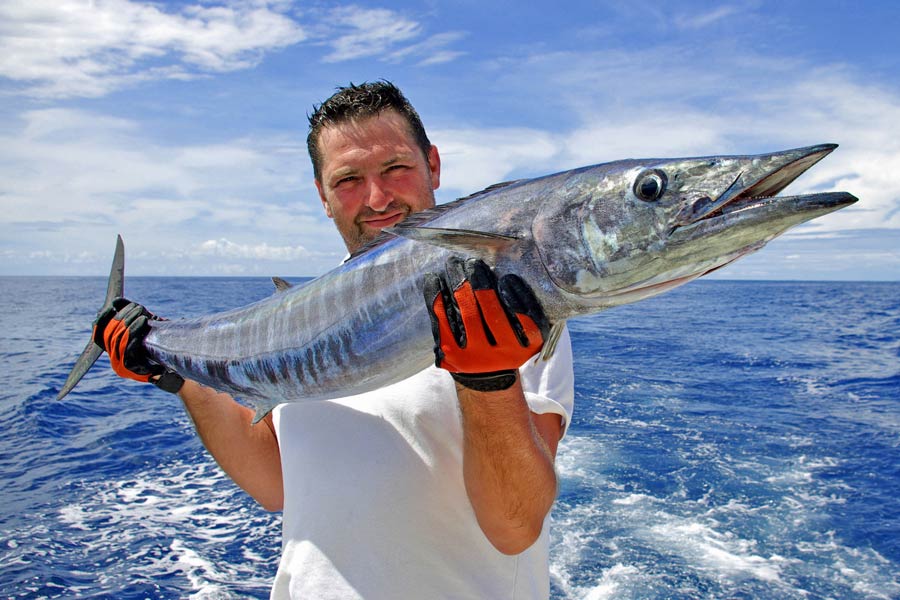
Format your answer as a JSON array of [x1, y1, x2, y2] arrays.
[[1, 0, 898, 279]]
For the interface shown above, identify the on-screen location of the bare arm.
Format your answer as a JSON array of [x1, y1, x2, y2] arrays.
[[457, 374, 563, 555], [178, 380, 284, 512], [91, 301, 285, 511]]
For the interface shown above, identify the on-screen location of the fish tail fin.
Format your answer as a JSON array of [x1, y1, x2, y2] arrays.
[[56, 235, 126, 400]]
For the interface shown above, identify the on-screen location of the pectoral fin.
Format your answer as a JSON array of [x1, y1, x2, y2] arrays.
[[385, 226, 519, 258], [536, 321, 566, 363]]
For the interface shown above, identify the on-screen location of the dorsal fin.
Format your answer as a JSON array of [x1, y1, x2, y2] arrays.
[[345, 179, 527, 262], [462, 178, 527, 198], [272, 276, 293, 292]]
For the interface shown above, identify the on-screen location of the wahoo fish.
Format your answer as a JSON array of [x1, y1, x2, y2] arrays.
[[58, 144, 858, 422]]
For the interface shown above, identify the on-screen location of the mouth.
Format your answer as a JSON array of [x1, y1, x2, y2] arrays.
[[676, 144, 857, 230], [722, 143, 838, 205], [362, 211, 407, 229]]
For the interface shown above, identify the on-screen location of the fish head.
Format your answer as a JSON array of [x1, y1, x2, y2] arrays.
[[533, 144, 857, 306]]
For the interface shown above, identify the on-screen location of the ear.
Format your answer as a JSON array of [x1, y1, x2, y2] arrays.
[[316, 179, 334, 219], [428, 145, 441, 191]]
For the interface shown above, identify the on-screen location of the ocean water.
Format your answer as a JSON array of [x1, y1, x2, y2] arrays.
[[1, 277, 898, 599]]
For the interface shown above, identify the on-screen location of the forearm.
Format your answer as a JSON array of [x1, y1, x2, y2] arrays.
[[178, 380, 284, 511], [457, 375, 559, 555]]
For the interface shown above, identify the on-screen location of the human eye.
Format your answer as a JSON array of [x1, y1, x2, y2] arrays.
[[385, 163, 411, 175]]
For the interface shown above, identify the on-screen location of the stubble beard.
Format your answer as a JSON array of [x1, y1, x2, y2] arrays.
[[342, 202, 412, 253]]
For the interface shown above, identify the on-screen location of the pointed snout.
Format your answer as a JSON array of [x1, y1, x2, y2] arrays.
[[717, 143, 839, 206]]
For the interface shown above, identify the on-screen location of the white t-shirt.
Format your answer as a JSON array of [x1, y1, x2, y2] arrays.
[[271, 327, 574, 600]]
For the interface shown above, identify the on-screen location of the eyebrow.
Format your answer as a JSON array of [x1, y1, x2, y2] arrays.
[[329, 166, 358, 181], [381, 153, 416, 167], [328, 153, 416, 182]]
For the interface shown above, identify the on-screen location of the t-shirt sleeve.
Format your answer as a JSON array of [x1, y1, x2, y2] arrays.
[[519, 324, 575, 439]]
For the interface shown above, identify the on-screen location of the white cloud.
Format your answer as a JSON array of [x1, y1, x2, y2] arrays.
[[316, 6, 465, 66], [674, 5, 741, 29], [418, 50, 467, 67], [0, 1, 465, 98], [196, 238, 312, 261], [0, 107, 345, 275], [0, 108, 306, 217], [386, 31, 468, 65], [432, 127, 560, 194], [558, 112, 732, 165], [321, 6, 421, 62], [0, 0, 306, 98]]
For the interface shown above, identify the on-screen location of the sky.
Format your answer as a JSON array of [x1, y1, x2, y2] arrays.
[[1, 0, 899, 280]]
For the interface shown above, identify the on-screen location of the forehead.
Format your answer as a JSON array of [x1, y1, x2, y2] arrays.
[[316, 110, 419, 162]]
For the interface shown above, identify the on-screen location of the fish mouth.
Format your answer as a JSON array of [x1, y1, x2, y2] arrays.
[[671, 143, 857, 237], [677, 144, 838, 225], [717, 143, 838, 209]]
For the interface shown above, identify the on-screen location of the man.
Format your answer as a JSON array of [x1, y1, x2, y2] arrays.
[[94, 81, 574, 599]]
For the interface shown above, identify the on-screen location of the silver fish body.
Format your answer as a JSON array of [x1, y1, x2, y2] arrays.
[[59, 144, 858, 420]]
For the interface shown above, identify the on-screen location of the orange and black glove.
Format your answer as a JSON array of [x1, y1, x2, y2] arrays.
[[92, 298, 184, 394], [423, 257, 549, 392]]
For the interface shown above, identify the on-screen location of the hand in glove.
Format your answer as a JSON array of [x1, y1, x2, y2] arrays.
[[423, 257, 549, 392], [92, 298, 184, 394]]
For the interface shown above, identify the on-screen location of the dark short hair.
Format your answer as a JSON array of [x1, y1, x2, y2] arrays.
[[307, 80, 431, 182]]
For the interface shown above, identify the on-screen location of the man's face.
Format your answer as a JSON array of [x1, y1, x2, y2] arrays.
[[315, 110, 441, 253]]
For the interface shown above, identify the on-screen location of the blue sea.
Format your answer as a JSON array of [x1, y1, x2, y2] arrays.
[[1, 277, 898, 599]]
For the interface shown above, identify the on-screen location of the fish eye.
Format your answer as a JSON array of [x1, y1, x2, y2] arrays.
[[633, 169, 668, 202]]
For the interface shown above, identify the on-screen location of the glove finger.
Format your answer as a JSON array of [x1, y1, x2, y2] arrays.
[[93, 306, 118, 348], [125, 314, 150, 356], [126, 313, 150, 338], [444, 255, 469, 290], [424, 272, 449, 346], [425, 271, 467, 373], [423, 272, 443, 321], [498, 274, 550, 345], [441, 258, 469, 347], [107, 321, 143, 379], [116, 302, 145, 327], [466, 258, 498, 292], [94, 299, 137, 347], [451, 258, 491, 348], [104, 319, 128, 361], [469, 258, 541, 347], [124, 314, 156, 374], [112, 297, 133, 310], [432, 291, 461, 366], [111, 297, 156, 318], [473, 287, 522, 348], [104, 305, 140, 361], [515, 314, 546, 353]]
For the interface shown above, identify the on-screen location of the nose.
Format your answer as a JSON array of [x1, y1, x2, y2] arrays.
[[366, 178, 393, 212]]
